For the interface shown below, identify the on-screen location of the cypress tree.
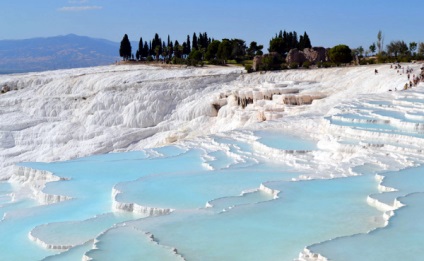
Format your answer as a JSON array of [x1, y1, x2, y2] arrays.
[[143, 41, 149, 58], [198, 33, 204, 49], [119, 34, 132, 60], [182, 42, 188, 56], [299, 35, 305, 50], [174, 40, 181, 58], [137, 37, 143, 60], [152, 33, 161, 54], [186, 35, 191, 54], [192, 32, 198, 50], [292, 31, 298, 50], [161, 41, 165, 58], [168, 41, 173, 60], [303, 32, 312, 49]]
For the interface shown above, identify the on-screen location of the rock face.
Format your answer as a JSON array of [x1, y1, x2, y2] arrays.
[[252, 55, 263, 71], [304, 47, 328, 63], [286, 47, 328, 64], [286, 49, 307, 65]]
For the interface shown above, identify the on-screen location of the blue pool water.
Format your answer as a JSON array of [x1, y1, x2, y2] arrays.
[[308, 166, 424, 261], [255, 130, 318, 150], [0, 133, 382, 260]]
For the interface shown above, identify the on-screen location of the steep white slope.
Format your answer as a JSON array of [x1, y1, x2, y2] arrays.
[[0, 63, 419, 180]]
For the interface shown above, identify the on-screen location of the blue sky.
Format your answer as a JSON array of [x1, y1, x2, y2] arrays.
[[1, 0, 423, 51]]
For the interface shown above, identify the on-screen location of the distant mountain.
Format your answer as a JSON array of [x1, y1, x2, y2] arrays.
[[0, 34, 120, 74]]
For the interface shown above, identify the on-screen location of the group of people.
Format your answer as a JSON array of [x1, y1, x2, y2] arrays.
[[390, 63, 424, 90]]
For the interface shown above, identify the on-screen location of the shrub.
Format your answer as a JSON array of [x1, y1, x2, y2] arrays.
[[147, 56, 154, 62], [399, 56, 411, 63], [322, 62, 334, 68], [281, 63, 288, 70], [187, 50, 203, 66], [289, 62, 299, 69], [172, 57, 186, 64], [259, 54, 283, 71], [209, 59, 225, 65], [376, 53, 387, 63], [302, 61, 311, 69], [245, 64, 253, 73]]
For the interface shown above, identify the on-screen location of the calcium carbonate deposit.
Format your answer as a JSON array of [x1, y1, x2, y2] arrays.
[[1, 63, 424, 260]]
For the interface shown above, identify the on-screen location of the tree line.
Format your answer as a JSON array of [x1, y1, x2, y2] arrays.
[[120, 29, 423, 70], [119, 30, 312, 66], [268, 30, 312, 55], [352, 30, 424, 64]]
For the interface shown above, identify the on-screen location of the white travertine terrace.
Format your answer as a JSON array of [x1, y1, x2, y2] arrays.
[[2, 62, 424, 260]]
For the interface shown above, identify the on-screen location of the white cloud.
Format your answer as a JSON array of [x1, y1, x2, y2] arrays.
[[58, 6, 103, 12], [68, 0, 89, 3]]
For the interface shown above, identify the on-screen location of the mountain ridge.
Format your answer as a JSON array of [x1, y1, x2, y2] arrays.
[[0, 34, 120, 74]]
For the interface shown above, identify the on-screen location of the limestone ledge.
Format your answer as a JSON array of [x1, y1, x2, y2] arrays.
[[111, 187, 173, 216], [82, 225, 186, 261], [28, 230, 87, 251], [205, 184, 280, 210], [297, 248, 329, 261], [9, 165, 71, 205], [328, 123, 424, 149]]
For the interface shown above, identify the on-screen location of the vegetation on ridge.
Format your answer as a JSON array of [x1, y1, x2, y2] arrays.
[[119, 30, 424, 72]]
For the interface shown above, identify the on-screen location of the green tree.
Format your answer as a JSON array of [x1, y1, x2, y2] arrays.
[[369, 43, 376, 55], [192, 33, 198, 50], [149, 41, 153, 56], [154, 45, 160, 61], [151, 33, 162, 59], [357, 46, 364, 57], [377, 30, 384, 54], [302, 32, 312, 49], [198, 32, 209, 50], [268, 30, 305, 56], [173, 40, 182, 58], [136, 37, 143, 60], [119, 34, 132, 61], [329, 44, 353, 64], [186, 35, 191, 55], [205, 40, 221, 61], [187, 49, 202, 66], [387, 40, 408, 58], [418, 42, 424, 57], [217, 39, 232, 63], [247, 41, 264, 58], [142, 41, 149, 58], [230, 39, 247, 62], [409, 42, 417, 55], [269, 37, 284, 54]]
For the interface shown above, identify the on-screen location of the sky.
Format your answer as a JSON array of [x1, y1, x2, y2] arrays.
[[1, 0, 423, 51]]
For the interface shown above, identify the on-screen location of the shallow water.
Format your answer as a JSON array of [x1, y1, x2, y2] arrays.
[[308, 167, 424, 261], [124, 175, 383, 261], [0, 131, 388, 261], [255, 130, 318, 150]]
